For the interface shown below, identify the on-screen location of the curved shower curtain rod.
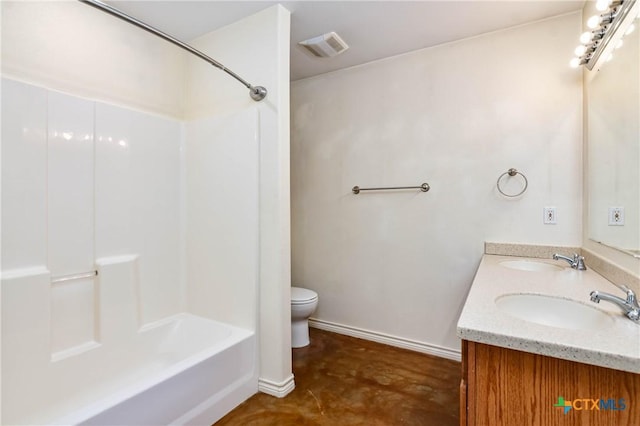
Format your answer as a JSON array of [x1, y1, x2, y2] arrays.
[[79, 0, 267, 101]]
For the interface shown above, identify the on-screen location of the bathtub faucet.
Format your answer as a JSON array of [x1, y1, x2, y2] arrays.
[[552, 253, 587, 270], [590, 285, 640, 322]]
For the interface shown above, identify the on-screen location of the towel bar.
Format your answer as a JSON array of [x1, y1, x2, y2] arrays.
[[352, 183, 430, 194], [51, 270, 98, 284]]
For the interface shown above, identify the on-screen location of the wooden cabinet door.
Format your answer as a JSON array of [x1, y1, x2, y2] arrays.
[[463, 340, 640, 426]]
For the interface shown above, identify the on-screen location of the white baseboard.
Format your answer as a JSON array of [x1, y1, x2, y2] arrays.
[[309, 318, 461, 362], [258, 374, 295, 398]]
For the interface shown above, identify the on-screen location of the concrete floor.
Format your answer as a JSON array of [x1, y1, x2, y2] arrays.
[[216, 328, 461, 425]]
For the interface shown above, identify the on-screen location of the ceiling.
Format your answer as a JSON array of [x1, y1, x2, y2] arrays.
[[109, 1, 585, 81]]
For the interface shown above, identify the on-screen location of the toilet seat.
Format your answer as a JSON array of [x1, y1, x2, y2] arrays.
[[290, 287, 318, 348], [291, 287, 318, 304]]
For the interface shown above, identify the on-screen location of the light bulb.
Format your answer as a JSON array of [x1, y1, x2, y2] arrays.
[[580, 31, 593, 44], [626, 23, 635, 35], [595, 0, 611, 11], [606, 53, 613, 62], [587, 15, 601, 29], [570, 57, 582, 68], [615, 39, 623, 49], [574, 45, 587, 56]]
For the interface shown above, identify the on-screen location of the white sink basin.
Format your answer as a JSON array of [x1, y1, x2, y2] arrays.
[[495, 294, 614, 330], [499, 260, 563, 272]]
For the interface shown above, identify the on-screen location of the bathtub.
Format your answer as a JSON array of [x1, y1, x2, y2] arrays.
[[3, 313, 257, 425]]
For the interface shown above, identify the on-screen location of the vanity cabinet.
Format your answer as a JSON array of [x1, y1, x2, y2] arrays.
[[460, 340, 640, 426]]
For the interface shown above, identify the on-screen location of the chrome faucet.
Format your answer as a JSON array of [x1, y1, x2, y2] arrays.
[[590, 285, 640, 322], [552, 253, 587, 270]]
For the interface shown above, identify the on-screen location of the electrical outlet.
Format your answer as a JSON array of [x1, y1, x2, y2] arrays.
[[608, 207, 624, 226], [544, 207, 557, 224]]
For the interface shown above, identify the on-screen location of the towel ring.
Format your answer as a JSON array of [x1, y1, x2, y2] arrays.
[[497, 168, 528, 197]]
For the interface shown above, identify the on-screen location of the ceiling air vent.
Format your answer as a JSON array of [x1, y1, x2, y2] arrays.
[[299, 32, 349, 58]]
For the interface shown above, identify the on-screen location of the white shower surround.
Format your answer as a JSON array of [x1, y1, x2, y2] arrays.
[[1, 77, 260, 425], [2, 3, 291, 423]]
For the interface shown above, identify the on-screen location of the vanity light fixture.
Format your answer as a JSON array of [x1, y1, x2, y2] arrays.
[[575, 44, 589, 55], [570, 57, 589, 68], [570, 0, 637, 69], [580, 27, 607, 43], [587, 10, 616, 28]]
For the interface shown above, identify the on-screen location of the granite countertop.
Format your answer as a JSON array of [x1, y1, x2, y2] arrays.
[[457, 254, 640, 373]]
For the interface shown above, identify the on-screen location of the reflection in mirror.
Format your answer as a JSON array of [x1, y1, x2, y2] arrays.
[[587, 19, 640, 257]]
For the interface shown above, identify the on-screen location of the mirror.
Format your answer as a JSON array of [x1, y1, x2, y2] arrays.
[[587, 19, 640, 258]]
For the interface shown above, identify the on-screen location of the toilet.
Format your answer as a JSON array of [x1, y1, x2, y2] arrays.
[[290, 287, 319, 348]]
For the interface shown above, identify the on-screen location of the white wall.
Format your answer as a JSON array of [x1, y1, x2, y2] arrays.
[[184, 5, 293, 395], [291, 13, 583, 354], [1, 1, 186, 118]]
